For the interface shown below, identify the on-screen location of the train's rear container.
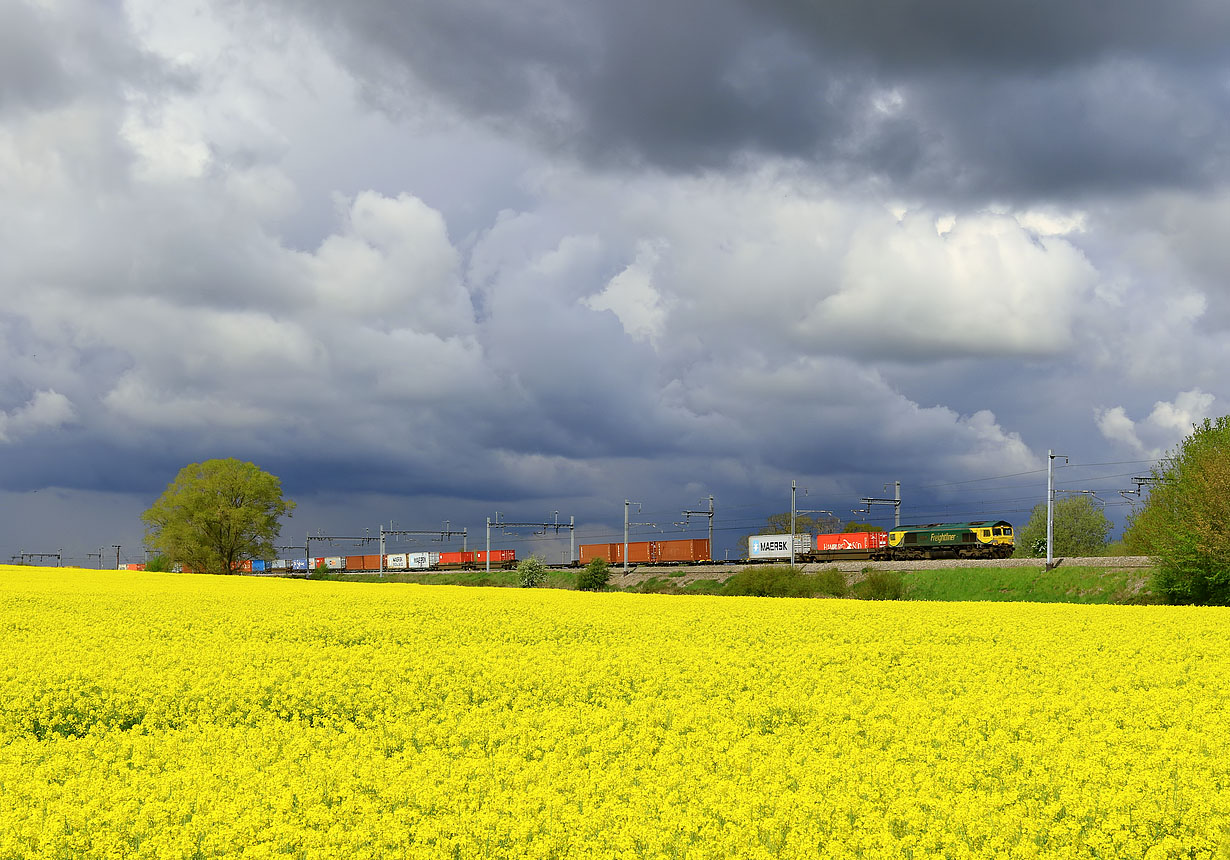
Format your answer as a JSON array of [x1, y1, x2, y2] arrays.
[[816, 532, 888, 553], [655, 538, 711, 563]]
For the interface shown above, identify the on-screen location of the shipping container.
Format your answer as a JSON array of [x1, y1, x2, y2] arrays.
[[655, 538, 711, 563], [325, 556, 344, 570], [579, 543, 615, 564], [345, 555, 366, 571], [815, 532, 889, 553], [385, 553, 408, 570], [272, 559, 288, 570], [407, 552, 440, 570], [747, 534, 812, 561], [251, 559, 267, 572], [361, 554, 382, 571], [438, 551, 477, 567], [291, 558, 309, 571], [578, 541, 660, 565], [236, 560, 253, 573], [119, 563, 146, 571]]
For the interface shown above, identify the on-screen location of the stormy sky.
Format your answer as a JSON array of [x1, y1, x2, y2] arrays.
[[3, 0, 1228, 565]]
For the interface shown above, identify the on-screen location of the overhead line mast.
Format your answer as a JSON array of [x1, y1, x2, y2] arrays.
[[486, 513, 575, 572]]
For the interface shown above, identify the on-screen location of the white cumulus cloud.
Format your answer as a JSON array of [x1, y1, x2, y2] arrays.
[[0, 390, 76, 443], [1095, 389, 1215, 458]]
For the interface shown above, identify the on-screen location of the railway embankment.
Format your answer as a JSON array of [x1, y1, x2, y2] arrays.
[[613, 556, 1157, 604]]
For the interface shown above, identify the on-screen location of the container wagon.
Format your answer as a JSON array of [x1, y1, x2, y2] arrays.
[[579, 538, 711, 566]]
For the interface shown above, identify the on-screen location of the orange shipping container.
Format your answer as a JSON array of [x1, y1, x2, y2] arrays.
[[579, 543, 614, 565], [655, 538, 711, 563], [580, 542, 655, 564]]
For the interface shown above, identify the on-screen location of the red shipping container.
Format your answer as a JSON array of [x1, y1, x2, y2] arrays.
[[475, 550, 516, 564], [345, 555, 366, 570], [655, 538, 711, 563], [362, 554, 382, 570], [816, 532, 888, 552], [438, 551, 477, 566]]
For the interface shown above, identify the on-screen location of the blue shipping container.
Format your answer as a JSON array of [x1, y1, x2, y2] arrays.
[[291, 558, 308, 570], [251, 559, 266, 572]]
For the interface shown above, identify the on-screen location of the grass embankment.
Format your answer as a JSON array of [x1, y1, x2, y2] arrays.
[[309, 563, 1158, 603], [900, 565, 1156, 604]]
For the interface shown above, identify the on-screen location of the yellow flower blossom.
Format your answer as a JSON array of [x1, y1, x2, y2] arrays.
[[0, 566, 1227, 858]]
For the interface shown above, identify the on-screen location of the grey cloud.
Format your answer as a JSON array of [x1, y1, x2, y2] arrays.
[[0, 1, 74, 114], [269, 0, 1230, 200], [0, 0, 170, 117], [754, 0, 1230, 73]]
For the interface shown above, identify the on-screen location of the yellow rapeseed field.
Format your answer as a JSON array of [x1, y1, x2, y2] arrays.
[[0, 567, 1227, 859]]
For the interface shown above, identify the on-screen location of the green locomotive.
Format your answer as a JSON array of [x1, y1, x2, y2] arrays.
[[886, 521, 1014, 559]]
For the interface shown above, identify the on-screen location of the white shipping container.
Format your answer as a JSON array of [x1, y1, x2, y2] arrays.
[[747, 533, 812, 560], [272, 559, 288, 569], [325, 556, 344, 570], [385, 553, 408, 570], [407, 552, 439, 570]]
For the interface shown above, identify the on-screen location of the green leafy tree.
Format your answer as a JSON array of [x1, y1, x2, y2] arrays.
[[577, 557, 610, 591], [764, 512, 840, 535], [1013, 496, 1112, 558], [142, 459, 295, 575], [517, 556, 547, 588], [1124, 417, 1230, 604], [841, 522, 885, 533]]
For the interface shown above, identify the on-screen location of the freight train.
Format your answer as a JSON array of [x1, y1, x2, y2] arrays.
[[120, 520, 1012, 575], [748, 521, 1015, 562]]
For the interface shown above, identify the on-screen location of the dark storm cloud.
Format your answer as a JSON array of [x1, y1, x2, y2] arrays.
[[755, 0, 1230, 72], [274, 0, 1230, 198]]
